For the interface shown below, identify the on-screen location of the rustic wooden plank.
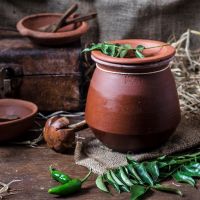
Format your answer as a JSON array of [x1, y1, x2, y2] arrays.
[[0, 145, 199, 200], [0, 129, 199, 199]]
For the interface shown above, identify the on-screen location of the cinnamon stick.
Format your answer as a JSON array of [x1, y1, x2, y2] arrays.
[[52, 3, 78, 32], [39, 3, 78, 32], [64, 12, 97, 26]]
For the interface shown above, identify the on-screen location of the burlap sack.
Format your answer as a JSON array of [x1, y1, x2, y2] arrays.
[[1, 0, 200, 44], [74, 115, 200, 174]]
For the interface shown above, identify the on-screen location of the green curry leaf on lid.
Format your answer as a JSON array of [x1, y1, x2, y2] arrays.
[[82, 42, 169, 58]]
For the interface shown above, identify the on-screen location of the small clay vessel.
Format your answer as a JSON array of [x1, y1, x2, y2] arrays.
[[0, 99, 38, 142], [85, 39, 181, 152]]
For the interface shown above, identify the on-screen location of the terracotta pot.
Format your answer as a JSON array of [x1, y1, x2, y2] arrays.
[[0, 99, 38, 142], [16, 13, 89, 46], [85, 39, 181, 152]]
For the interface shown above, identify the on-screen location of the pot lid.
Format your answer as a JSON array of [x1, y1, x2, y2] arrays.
[[91, 39, 175, 64]]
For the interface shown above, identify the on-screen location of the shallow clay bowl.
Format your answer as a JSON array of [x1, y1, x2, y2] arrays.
[[16, 13, 89, 46], [0, 99, 38, 142]]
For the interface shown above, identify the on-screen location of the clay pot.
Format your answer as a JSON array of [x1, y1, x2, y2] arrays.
[[0, 99, 38, 142], [85, 39, 181, 152], [16, 13, 89, 46]]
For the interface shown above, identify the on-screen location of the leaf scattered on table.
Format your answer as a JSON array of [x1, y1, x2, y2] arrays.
[[144, 161, 159, 182], [132, 163, 154, 186], [130, 185, 149, 200], [153, 184, 183, 196], [96, 175, 109, 193], [172, 171, 196, 187], [95, 149, 200, 200]]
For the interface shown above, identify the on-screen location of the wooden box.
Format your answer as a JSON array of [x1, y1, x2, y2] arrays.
[[0, 31, 83, 111]]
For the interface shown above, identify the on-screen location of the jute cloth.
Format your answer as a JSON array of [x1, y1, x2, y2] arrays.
[[1, 0, 200, 44], [74, 115, 200, 174]]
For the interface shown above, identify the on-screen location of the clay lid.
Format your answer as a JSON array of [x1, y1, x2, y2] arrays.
[[91, 39, 175, 64]]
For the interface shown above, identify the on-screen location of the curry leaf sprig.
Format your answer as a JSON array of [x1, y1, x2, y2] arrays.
[[96, 150, 200, 200], [82, 42, 169, 58]]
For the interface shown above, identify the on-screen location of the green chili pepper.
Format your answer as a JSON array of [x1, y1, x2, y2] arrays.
[[49, 166, 71, 184], [48, 170, 92, 196]]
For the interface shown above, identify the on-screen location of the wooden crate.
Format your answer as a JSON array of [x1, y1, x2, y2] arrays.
[[0, 31, 83, 111]]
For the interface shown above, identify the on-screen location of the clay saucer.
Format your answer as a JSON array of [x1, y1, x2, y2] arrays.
[[0, 99, 38, 142], [16, 13, 89, 46]]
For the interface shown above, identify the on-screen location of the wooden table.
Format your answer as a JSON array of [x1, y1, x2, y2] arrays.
[[0, 129, 200, 200]]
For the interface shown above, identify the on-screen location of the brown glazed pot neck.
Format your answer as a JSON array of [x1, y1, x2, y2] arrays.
[[91, 39, 175, 74]]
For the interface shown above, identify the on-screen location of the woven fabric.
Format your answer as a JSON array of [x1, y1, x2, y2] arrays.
[[74, 115, 200, 174], [1, 0, 200, 44]]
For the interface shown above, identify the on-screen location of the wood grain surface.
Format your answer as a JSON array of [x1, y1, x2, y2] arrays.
[[0, 129, 199, 200]]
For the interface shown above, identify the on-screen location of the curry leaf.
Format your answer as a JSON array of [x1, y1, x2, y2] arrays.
[[119, 49, 128, 58], [172, 171, 196, 187], [123, 44, 132, 49], [144, 161, 159, 182], [118, 167, 133, 187], [130, 178, 139, 185], [96, 175, 109, 193], [157, 161, 168, 168], [157, 155, 167, 160], [153, 184, 183, 196], [126, 165, 143, 184], [104, 172, 121, 193], [136, 45, 145, 52], [132, 163, 154, 186], [82, 42, 144, 58], [120, 185, 130, 192], [82, 43, 102, 52], [83, 42, 170, 59], [157, 165, 182, 185], [115, 46, 124, 57], [110, 170, 124, 186], [181, 162, 200, 177], [130, 185, 149, 200], [96, 149, 200, 200], [135, 50, 145, 58], [126, 155, 138, 165]]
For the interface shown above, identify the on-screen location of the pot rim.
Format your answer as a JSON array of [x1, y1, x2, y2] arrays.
[[91, 39, 175, 64], [92, 55, 173, 74], [16, 13, 89, 39]]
